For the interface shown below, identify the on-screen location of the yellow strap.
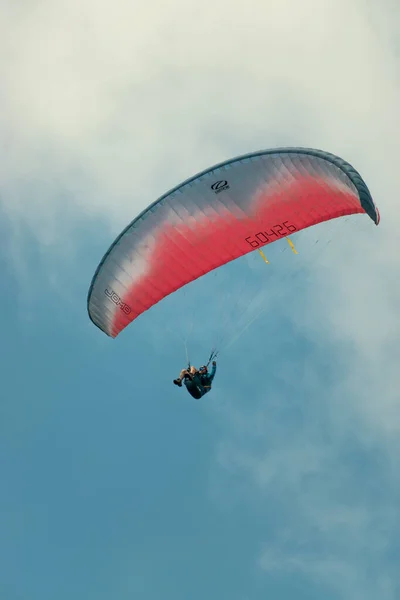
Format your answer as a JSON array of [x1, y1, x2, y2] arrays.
[[286, 237, 298, 254], [258, 249, 270, 264]]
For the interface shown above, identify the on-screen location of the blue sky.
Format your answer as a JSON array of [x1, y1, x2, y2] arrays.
[[1, 0, 399, 599]]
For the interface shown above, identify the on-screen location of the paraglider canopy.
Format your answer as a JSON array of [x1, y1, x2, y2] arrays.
[[87, 147, 379, 338]]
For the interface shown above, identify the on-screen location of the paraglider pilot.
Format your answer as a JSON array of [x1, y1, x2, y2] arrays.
[[173, 361, 217, 399]]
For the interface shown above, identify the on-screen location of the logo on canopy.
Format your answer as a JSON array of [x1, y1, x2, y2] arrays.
[[211, 180, 230, 194]]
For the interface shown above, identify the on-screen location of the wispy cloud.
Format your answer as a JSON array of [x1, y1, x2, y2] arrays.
[[214, 374, 400, 598]]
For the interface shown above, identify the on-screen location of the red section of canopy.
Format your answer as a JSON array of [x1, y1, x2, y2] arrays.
[[112, 176, 363, 336]]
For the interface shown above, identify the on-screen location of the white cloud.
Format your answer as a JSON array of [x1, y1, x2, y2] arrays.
[[1, 0, 398, 226]]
